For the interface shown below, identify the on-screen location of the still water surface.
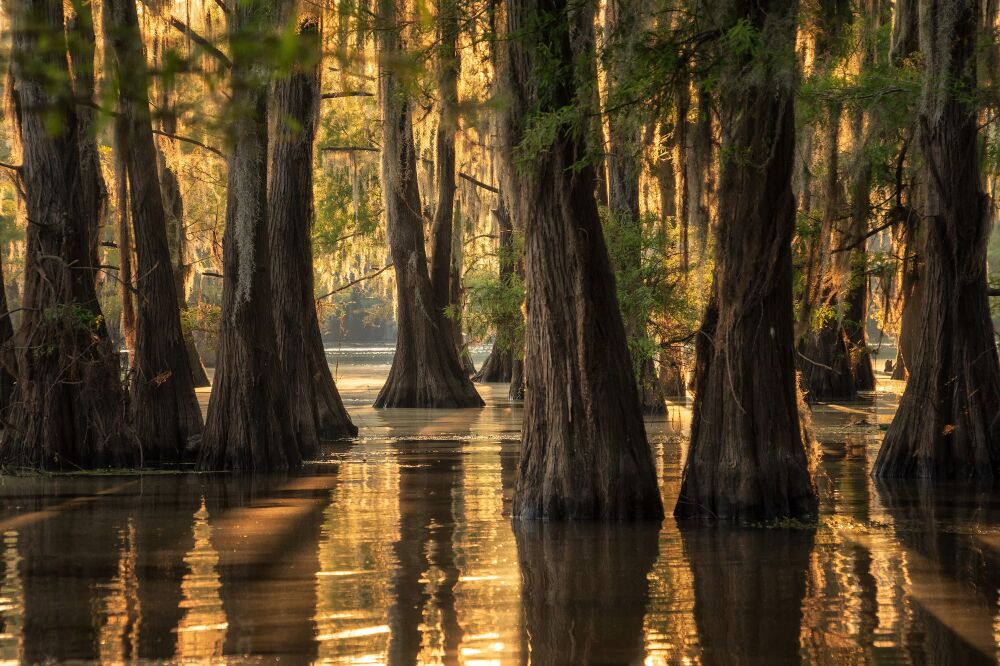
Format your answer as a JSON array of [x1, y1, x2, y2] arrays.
[[0, 348, 998, 664]]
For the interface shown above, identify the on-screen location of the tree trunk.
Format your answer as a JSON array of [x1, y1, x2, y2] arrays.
[[104, 0, 204, 465], [501, 0, 663, 520], [114, 129, 137, 356], [199, 0, 301, 472], [475, 196, 516, 382], [268, 14, 357, 454], [843, 107, 876, 391], [873, 0, 1000, 479], [156, 122, 211, 388], [675, 0, 816, 522], [606, 0, 666, 416], [66, 0, 106, 279], [0, 256, 15, 416], [0, 0, 136, 470], [373, 0, 483, 409]]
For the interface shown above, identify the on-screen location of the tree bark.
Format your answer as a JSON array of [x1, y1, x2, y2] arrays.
[[66, 0, 106, 279], [373, 0, 483, 409], [675, 0, 817, 522], [104, 0, 204, 465], [199, 0, 301, 472], [873, 0, 1000, 479], [114, 127, 137, 355], [0, 0, 137, 470], [0, 256, 15, 416], [501, 0, 663, 520], [268, 14, 357, 454]]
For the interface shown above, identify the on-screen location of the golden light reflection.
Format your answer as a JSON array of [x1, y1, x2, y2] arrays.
[[315, 457, 401, 662], [0, 531, 23, 664], [176, 500, 226, 660], [98, 520, 140, 663]]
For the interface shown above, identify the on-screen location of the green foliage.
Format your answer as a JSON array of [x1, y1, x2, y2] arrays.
[[463, 233, 525, 356]]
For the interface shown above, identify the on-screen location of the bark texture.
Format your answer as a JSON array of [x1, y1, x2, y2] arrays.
[[373, 0, 483, 409], [0, 0, 136, 470], [501, 0, 663, 520], [104, 0, 204, 464], [268, 15, 357, 453], [474, 195, 516, 382], [873, 0, 1000, 479], [199, 0, 301, 472], [675, 0, 817, 522]]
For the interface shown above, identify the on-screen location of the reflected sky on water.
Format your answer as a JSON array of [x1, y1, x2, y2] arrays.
[[0, 358, 998, 664]]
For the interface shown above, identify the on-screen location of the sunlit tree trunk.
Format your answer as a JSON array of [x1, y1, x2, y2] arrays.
[[104, 0, 204, 464], [113, 129, 137, 355], [0, 0, 136, 470], [199, 0, 301, 471], [501, 0, 663, 520], [873, 0, 1000, 479], [268, 14, 357, 454], [373, 0, 483, 408], [675, 0, 816, 522]]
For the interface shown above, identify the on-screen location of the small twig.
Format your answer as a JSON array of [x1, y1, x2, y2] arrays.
[[153, 129, 225, 159], [321, 90, 374, 99]]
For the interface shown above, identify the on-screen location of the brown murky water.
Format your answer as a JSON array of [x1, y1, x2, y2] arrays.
[[0, 349, 998, 664]]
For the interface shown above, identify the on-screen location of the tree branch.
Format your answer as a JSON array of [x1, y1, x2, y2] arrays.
[[142, 3, 231, 68], [321, 90, 374, 100], [458, 171, 499, 193], [316, 263, 394, 300], [153, 129, 226, 159]]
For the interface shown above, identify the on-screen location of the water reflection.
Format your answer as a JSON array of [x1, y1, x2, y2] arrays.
[[682, 526, 814, 665], [515, 521, 659, 664], [3, 381, 1000, 662]]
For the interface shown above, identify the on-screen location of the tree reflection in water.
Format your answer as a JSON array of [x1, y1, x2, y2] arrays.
[[514, 520, 660, 665]]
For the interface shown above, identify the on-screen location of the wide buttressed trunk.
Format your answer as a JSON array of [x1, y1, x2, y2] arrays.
[[675, 0, 817, 523], [501, 0, 662, 520], [873, 0, 1000, 479], [104, 0, 204, 464], [1, 0, 137, 470], [373, 0, 483, 409], [199, 0, 301, 472], [268, 14, 357, 453]]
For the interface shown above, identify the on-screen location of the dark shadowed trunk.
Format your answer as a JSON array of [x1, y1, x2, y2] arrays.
[[501, 0, 662, 520], [891, 213, 924, 381], [104, 0, 204, 464], [66, 0, 106, 279], [843, 107, 876, 391], [606, 0, 665, 415], [199, 1, 301, 472], [675, 0, 817, 522], [475, 193, 516, 382], [268, 15, 357, 454], [873, 0, 1000, 479], [0, 256, 15, 416], [373, 0, 483, 409], [0, 0, 136, 470]]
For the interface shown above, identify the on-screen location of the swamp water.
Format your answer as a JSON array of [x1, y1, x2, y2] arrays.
[[0, 346, 998, 664]]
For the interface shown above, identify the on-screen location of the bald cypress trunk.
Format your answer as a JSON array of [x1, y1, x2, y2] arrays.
[[199, 1, 301, 472], [0, 0, 136, 470], [475, 196, 517, 383], [104, 0, 204, 464], [373, 0, 483, 409], [675, 0, 816, 522], [114, 128, 137, 355], [66, 1, 106, 279], [502, 0, 662, 520], [0, 257, 15, 416], [268, 15, 357, 454], [873, 0, 1000, 479]]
